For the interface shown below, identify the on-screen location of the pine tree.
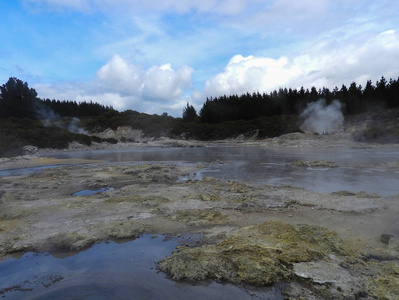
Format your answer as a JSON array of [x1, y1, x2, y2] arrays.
[[0, 77, 38, 118], [182, 103, 198, 122]]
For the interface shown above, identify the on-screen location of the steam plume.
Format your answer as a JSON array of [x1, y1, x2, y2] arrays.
[[300, 99, 344, 134], [36, 104, 87, 134], [67, 117, 87, 134]]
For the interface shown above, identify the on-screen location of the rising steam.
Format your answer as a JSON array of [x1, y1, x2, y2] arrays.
[[36, 104, 87, 134], [300, 99, 344, 134]]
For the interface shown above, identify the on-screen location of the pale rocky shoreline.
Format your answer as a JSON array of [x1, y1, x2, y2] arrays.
[[1, 132, 399, 299]]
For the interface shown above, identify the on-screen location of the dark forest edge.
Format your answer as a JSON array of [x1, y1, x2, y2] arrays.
[[1, 76, 399, 156]]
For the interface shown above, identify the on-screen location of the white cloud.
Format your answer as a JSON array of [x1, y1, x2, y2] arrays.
[[202, 29, 399, 98], [141, 63, 193, 101], [203, 55, 301, 96], [97, 54, 193, 101], [96, 54, 142, 95], [34, 54, 194, 116]]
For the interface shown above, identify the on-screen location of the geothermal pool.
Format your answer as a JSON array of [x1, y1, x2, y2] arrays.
[[1, 146, 398, 298], [43, 146, 399, 196]]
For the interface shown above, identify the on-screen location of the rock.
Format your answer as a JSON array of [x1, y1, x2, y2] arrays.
[[0, 242, 31, 255], [381, 234, 394, 244], [22, 145, 38, 156], [293, 260, 360, 295], [94, 127, 143, 142]]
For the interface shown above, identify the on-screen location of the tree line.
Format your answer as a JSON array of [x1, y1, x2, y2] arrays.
[[41, 99, 115, 118], [2, 75, 398, 124], [0, 77, 119, 156], [0, 77, 115, 119], [184, 76, 399, 123]]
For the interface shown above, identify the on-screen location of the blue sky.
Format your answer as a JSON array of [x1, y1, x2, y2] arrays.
[[1, 0, 399, 116]]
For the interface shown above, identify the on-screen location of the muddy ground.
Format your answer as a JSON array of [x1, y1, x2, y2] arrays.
[[1, 133, 399, 299]]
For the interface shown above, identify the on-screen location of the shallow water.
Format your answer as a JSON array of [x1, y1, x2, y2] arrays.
[[45, 146, 399, 196], [72, 187, 115, 196], [0, 235, 282, 299], [0, 165, 66, 177]]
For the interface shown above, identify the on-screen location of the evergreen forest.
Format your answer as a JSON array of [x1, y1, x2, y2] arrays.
[[191, 76, 399, 123]]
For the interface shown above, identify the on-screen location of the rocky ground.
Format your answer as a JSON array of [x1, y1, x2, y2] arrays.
[[1, 131, 399, 299]]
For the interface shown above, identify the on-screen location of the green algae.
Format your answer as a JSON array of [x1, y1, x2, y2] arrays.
[[105, 195, 170, 206], [158, 220, 350, 286], [290, 160, 338, 168], [159, 220, 399, 298], [66, 198, 92, 208], [331, 190, 358, 196], [102, 219, 145, 239]]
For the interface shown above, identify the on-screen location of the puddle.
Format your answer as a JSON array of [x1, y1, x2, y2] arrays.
[[72, 187, 115, 196], [0, 165, 66, 177], [0, 235, 283, 299]]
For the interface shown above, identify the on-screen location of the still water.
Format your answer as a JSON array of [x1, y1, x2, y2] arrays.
[[0, 235, 281, 299], [46, 146, 399, 196]]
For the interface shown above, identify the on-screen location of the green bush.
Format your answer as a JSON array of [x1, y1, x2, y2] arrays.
[[172, 115, 300, 140], [353, 125, 399, 143]]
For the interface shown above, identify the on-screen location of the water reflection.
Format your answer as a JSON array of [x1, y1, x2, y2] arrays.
[[0, 235, 282, 299], [2, 146, 398, 196]]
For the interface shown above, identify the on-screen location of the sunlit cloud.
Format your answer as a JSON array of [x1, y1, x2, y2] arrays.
[[202, 29, 399, 98], [96, 54, 193, 101]]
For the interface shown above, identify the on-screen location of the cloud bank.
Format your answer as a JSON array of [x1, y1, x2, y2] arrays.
[[201, 30, 399, 99]]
